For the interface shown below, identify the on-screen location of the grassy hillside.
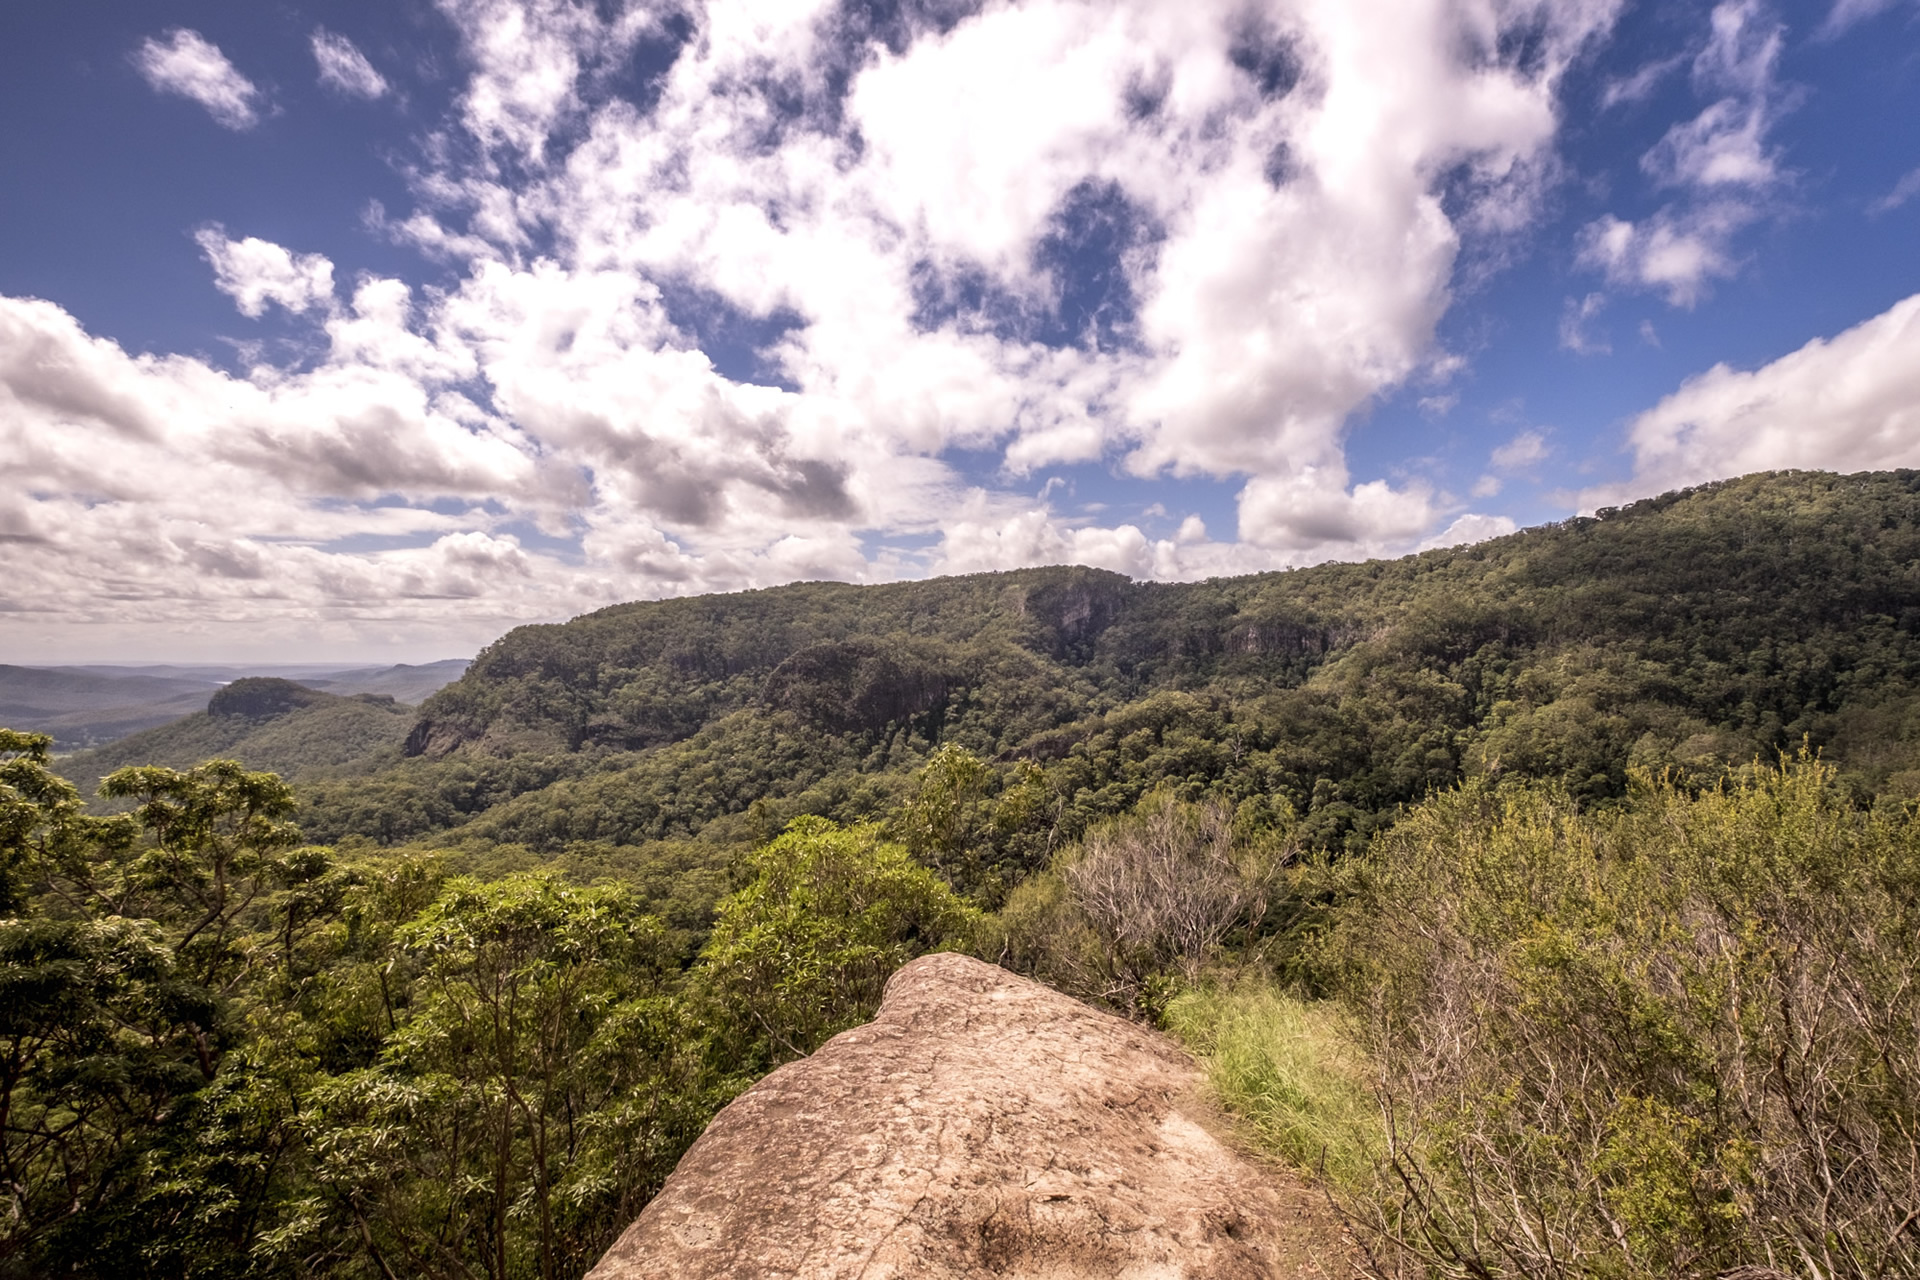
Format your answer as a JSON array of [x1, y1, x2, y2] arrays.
[[295, 471, 1920, 873]]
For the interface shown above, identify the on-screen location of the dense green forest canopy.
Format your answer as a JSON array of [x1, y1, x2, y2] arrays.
[[1, 731, 962, 1279], [94, 468, 1920, 889]]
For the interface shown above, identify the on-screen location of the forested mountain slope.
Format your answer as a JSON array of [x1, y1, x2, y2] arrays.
[[58, 677, 414, 793], [284, 470, 1920, 869]]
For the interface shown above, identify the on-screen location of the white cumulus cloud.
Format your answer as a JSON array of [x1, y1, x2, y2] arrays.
[[1576, 204, 1755, 307], [5, 0, 1660, 657], [0, 289, 572, 660], [134, 29, 264, 130], [434, 0, 668, 161], [1579, 0, 1788, 306], [1492, 430, 1550, 470], [1420, 512, 1517, 551], [312, 29, 390, 99], [195, 228, 338, 317], [504, 0, 1620, 558], [1642, 0, 1784, 190], [1594, 292, 1920, 501]]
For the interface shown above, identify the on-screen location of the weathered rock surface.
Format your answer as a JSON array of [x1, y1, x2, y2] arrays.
[[590, 953, 1353, 1279]]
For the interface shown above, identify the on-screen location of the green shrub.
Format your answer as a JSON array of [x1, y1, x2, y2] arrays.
[[1329, 755, 1920, 1280], [696, 816, 977, 1066]]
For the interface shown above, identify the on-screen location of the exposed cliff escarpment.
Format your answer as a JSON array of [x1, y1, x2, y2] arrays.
[[590, 953, 1352, 1279]]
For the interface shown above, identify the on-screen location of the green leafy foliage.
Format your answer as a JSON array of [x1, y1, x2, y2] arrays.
[[699, 816, 977, 1066], [0, 747, 302, 1277], [302, 875, 719, 1280], [1321, 757, 1920, 1280], [0, 913, 210, 1272], [1, 728, 133, 912], [1, 737, 974, 1279], [97, 761, 302, 991]]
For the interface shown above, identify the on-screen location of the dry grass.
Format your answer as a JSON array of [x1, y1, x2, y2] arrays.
[[1164, 981, 1379, 1191]]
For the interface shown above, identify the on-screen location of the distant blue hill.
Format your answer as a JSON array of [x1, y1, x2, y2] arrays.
[[0, 658, 469, 750]]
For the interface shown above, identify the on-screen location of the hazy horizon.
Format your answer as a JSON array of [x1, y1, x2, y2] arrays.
[[3, 658, 472, 671]]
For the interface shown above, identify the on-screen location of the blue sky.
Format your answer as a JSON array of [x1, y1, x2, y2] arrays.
[[2, 0, 1919, 662]]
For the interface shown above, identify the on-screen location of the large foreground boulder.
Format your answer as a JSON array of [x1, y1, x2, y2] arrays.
[[590, 953, 1353, 1279]]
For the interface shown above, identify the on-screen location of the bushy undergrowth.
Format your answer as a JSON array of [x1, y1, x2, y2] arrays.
[[1161, 756, 1919, 1280], [983, 792, 1290, 1017], [1324, 756, 1920, 1280], [19, 688, 1920, 1280]]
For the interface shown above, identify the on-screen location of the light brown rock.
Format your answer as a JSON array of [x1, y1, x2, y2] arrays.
[[589, 953, 1354, 1280]]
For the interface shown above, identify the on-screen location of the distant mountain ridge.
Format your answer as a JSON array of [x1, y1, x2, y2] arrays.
[[0, 666, 220, 749], [300, 659, 474, 705], [271, 469, 1920, 863], [54, 677, 419, 795], [0, 659, 468, 750]]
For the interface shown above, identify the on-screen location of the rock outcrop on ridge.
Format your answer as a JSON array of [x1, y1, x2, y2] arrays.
[[589, 952, 1353, 1279]]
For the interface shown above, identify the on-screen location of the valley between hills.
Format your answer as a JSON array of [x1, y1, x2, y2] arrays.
[[5, 468, 1918, 1278]]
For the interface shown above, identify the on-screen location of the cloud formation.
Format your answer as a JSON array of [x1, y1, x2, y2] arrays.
[[1821, 0, 1912, 35], [1870, 167, 1920, 216], [461, 0, 1613, 554], [0, 290, 572, 653], [1578, 0, 1787, 306], [312, 29, 389, 100], [134, 29, 264, 129], [1595, 291, 1920, 499], [1577, 203, 1757, 306], [1560, 292, 1610, 354], [1492, 431, 1550, 470], [10, 0, 1635, 657], [195, 228, 338, 317]]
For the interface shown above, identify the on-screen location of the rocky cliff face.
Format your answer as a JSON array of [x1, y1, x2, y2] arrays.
[[590, 953, 1352, 1280]]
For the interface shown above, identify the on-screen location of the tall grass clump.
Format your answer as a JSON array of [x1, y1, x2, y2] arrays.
[[1164, 982, 1377, 1189], [1329, 754, 1920, 1280]]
